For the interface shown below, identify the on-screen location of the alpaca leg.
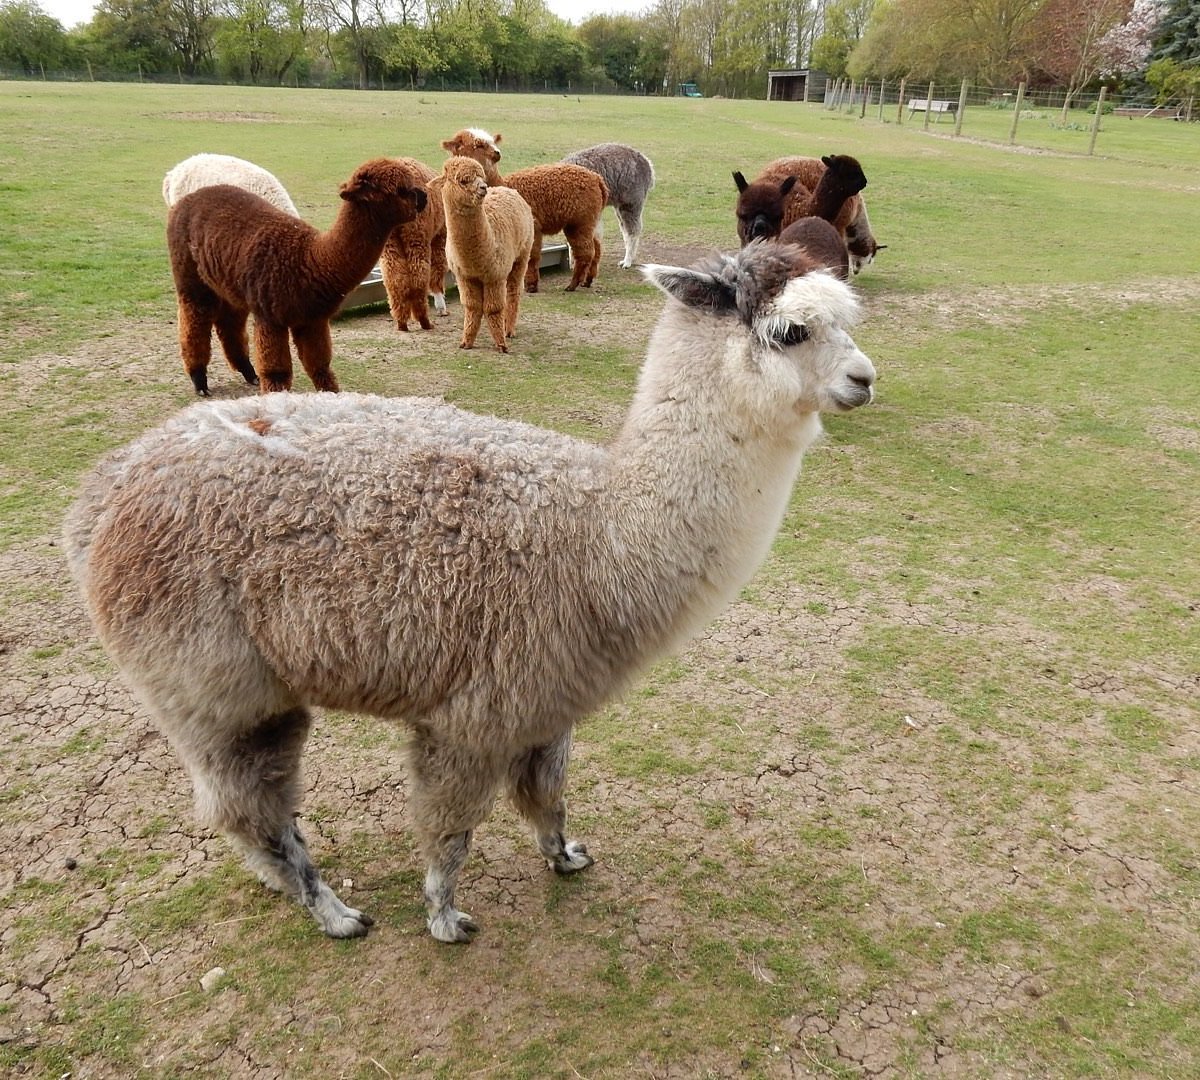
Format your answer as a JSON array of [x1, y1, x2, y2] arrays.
[[481, 281, 509, 352], [408, 734, 500, 943], [507, 732, 593, 875], [410, 247, 434, 331], [213, 305, 259, 387], [459, 279, 484, 349], [504, 259, 524, 338], [178, 705, 373, 938], [584, 229, 602, 287], [615, 205, 643, 268], [380, 237, 415, 332], [177, 297, 215, 397], [523, 232, 543, 293], [290, 323, 339, 393], [562, 227, 590, 291], [253, 320, 294, 393], [428, 229, 449, 317]]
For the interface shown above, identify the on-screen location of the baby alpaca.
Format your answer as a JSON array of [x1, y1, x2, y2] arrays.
[[562, 143, 655, 267], [63, 240, 876, 945], [442, 128, 608, 292], [167, 157, 427, 395], [438, 156, 534, 351], [163, 153, 299, 217], [379, 157, 449, 332]]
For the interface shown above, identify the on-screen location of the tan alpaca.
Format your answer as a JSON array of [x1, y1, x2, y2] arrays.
[[437, 157, 534, 352], [379, 157, 449, 332]]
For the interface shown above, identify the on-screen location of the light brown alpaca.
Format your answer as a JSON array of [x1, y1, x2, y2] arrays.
[[379, 157, 449, 332], [441, 128, 608, 293], [167, 157, 427, 395], [438, 157, 534, 352]]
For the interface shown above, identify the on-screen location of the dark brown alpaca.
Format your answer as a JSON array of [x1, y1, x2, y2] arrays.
[[167, 157, 427, 396], [733, 154, 867, 244], [776, 217, 851, 280]]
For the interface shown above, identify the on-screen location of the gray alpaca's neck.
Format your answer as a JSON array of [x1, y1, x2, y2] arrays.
[[312, 202, 397, 293]]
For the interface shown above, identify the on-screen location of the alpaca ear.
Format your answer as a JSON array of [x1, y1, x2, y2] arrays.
[[780, 175, 798, 196], [733, 170, 748, 193], [643, 264, 736, 313], [821, 155, 834, 168], [493, 133, 503, 145], [441, 137, 459, 154], [340, 176, 372, 201], [413, 187, 428, 213]]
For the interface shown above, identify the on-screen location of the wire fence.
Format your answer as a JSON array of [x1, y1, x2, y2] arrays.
[[818, 76, 1196, 155]]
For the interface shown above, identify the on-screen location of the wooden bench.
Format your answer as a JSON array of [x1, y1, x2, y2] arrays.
[[908, 98, 957, 121]]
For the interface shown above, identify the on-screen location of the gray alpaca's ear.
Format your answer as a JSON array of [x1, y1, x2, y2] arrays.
[[643, 264, 736, 312], [733, 170, 748, 192]]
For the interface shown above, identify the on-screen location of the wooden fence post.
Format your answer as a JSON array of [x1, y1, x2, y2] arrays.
[[1087, 85, 1107, 156], [1008, 81, 1026, 144], [923, 81, 935, 130], [861, 83, 869, 118], [896, 77, 907, 124], [954, 78, 968, 136], [878, 80, 886, 120]]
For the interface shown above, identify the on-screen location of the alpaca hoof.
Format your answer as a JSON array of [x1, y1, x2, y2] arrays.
[[619, 259, 633, 269], [321, 909, 374, 939], [564, 283, 578, 292], [459, 341, 473, 350], [551, 840, 594, 875], [429, 908, 479, 943], [525, 283, 539, 294]]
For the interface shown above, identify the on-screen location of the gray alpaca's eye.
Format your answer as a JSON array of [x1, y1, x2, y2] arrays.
[[778, 322, 810, 347]]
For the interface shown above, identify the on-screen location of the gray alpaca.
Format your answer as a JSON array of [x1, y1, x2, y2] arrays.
[[63, 243, 876, 943], [562, 143, 655, 267]]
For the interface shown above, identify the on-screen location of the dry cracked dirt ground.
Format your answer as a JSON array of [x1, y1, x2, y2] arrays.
[[2, 248, 1198, 1078]]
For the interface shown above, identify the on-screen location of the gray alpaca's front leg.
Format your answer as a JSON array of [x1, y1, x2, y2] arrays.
[[509, 733, 594, 875], [423, 831, 480, 943]]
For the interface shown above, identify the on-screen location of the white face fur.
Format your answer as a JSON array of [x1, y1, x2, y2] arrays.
[[755, 271, 877, 413]]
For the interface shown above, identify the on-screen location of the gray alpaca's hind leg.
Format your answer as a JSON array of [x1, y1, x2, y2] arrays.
[[508, 732, 594, 875], [408, 735, 501, 943], [615, 205, 643, 268], [186, 706, 372, 938]]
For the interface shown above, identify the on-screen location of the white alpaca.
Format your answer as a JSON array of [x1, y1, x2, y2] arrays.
[[62, 241, 876, 944], [162, 153, 299, 217]]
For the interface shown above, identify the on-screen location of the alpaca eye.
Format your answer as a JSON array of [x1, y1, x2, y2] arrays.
[[777, 323, 810, 347]]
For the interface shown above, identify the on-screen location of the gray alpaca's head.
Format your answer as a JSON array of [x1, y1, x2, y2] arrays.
[[642, 242, 876, 415]]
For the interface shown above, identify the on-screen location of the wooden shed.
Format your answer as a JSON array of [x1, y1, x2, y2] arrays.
[[767, 69, 829, 103]]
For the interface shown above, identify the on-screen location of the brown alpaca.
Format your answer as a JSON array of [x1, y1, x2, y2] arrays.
[[438, 157, 534, 352], [441, 128, 608, 293], [379, 157, 449, 332], [167, 157, 427, 396], [776, 218, 851, 281], [733, 155, 881, 271]]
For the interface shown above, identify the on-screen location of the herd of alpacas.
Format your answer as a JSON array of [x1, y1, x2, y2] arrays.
[[65, 129, 880, 943]]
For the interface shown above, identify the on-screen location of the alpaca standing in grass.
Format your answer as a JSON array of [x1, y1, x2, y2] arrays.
[[733, 155, 881, 271], [442, 128, 608, 292], [63, 241, 876, 944], [379, 157, 449, 332], [163, 153, 299, 217], [438, 157, 534, 351], [562, 142, 655, 268], [167, 157, 427, 395]]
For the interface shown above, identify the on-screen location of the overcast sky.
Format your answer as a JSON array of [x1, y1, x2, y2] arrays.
[[41, 0, 650, 31]]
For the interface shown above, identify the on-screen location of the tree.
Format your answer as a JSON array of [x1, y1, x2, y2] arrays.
[[159, 0, 218, 74], [215, 0, 308, 83], [1147, 0, 1200, 64], [0, 0, 72, 73], [811, 0, 877, 77], [82, 0, 179, 73], [1097, 0, 1165, 76], [1029, 0, 1135, 115]]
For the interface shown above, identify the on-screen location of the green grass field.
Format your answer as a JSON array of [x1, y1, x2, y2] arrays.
[[1, 82, 1198, 1078]]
